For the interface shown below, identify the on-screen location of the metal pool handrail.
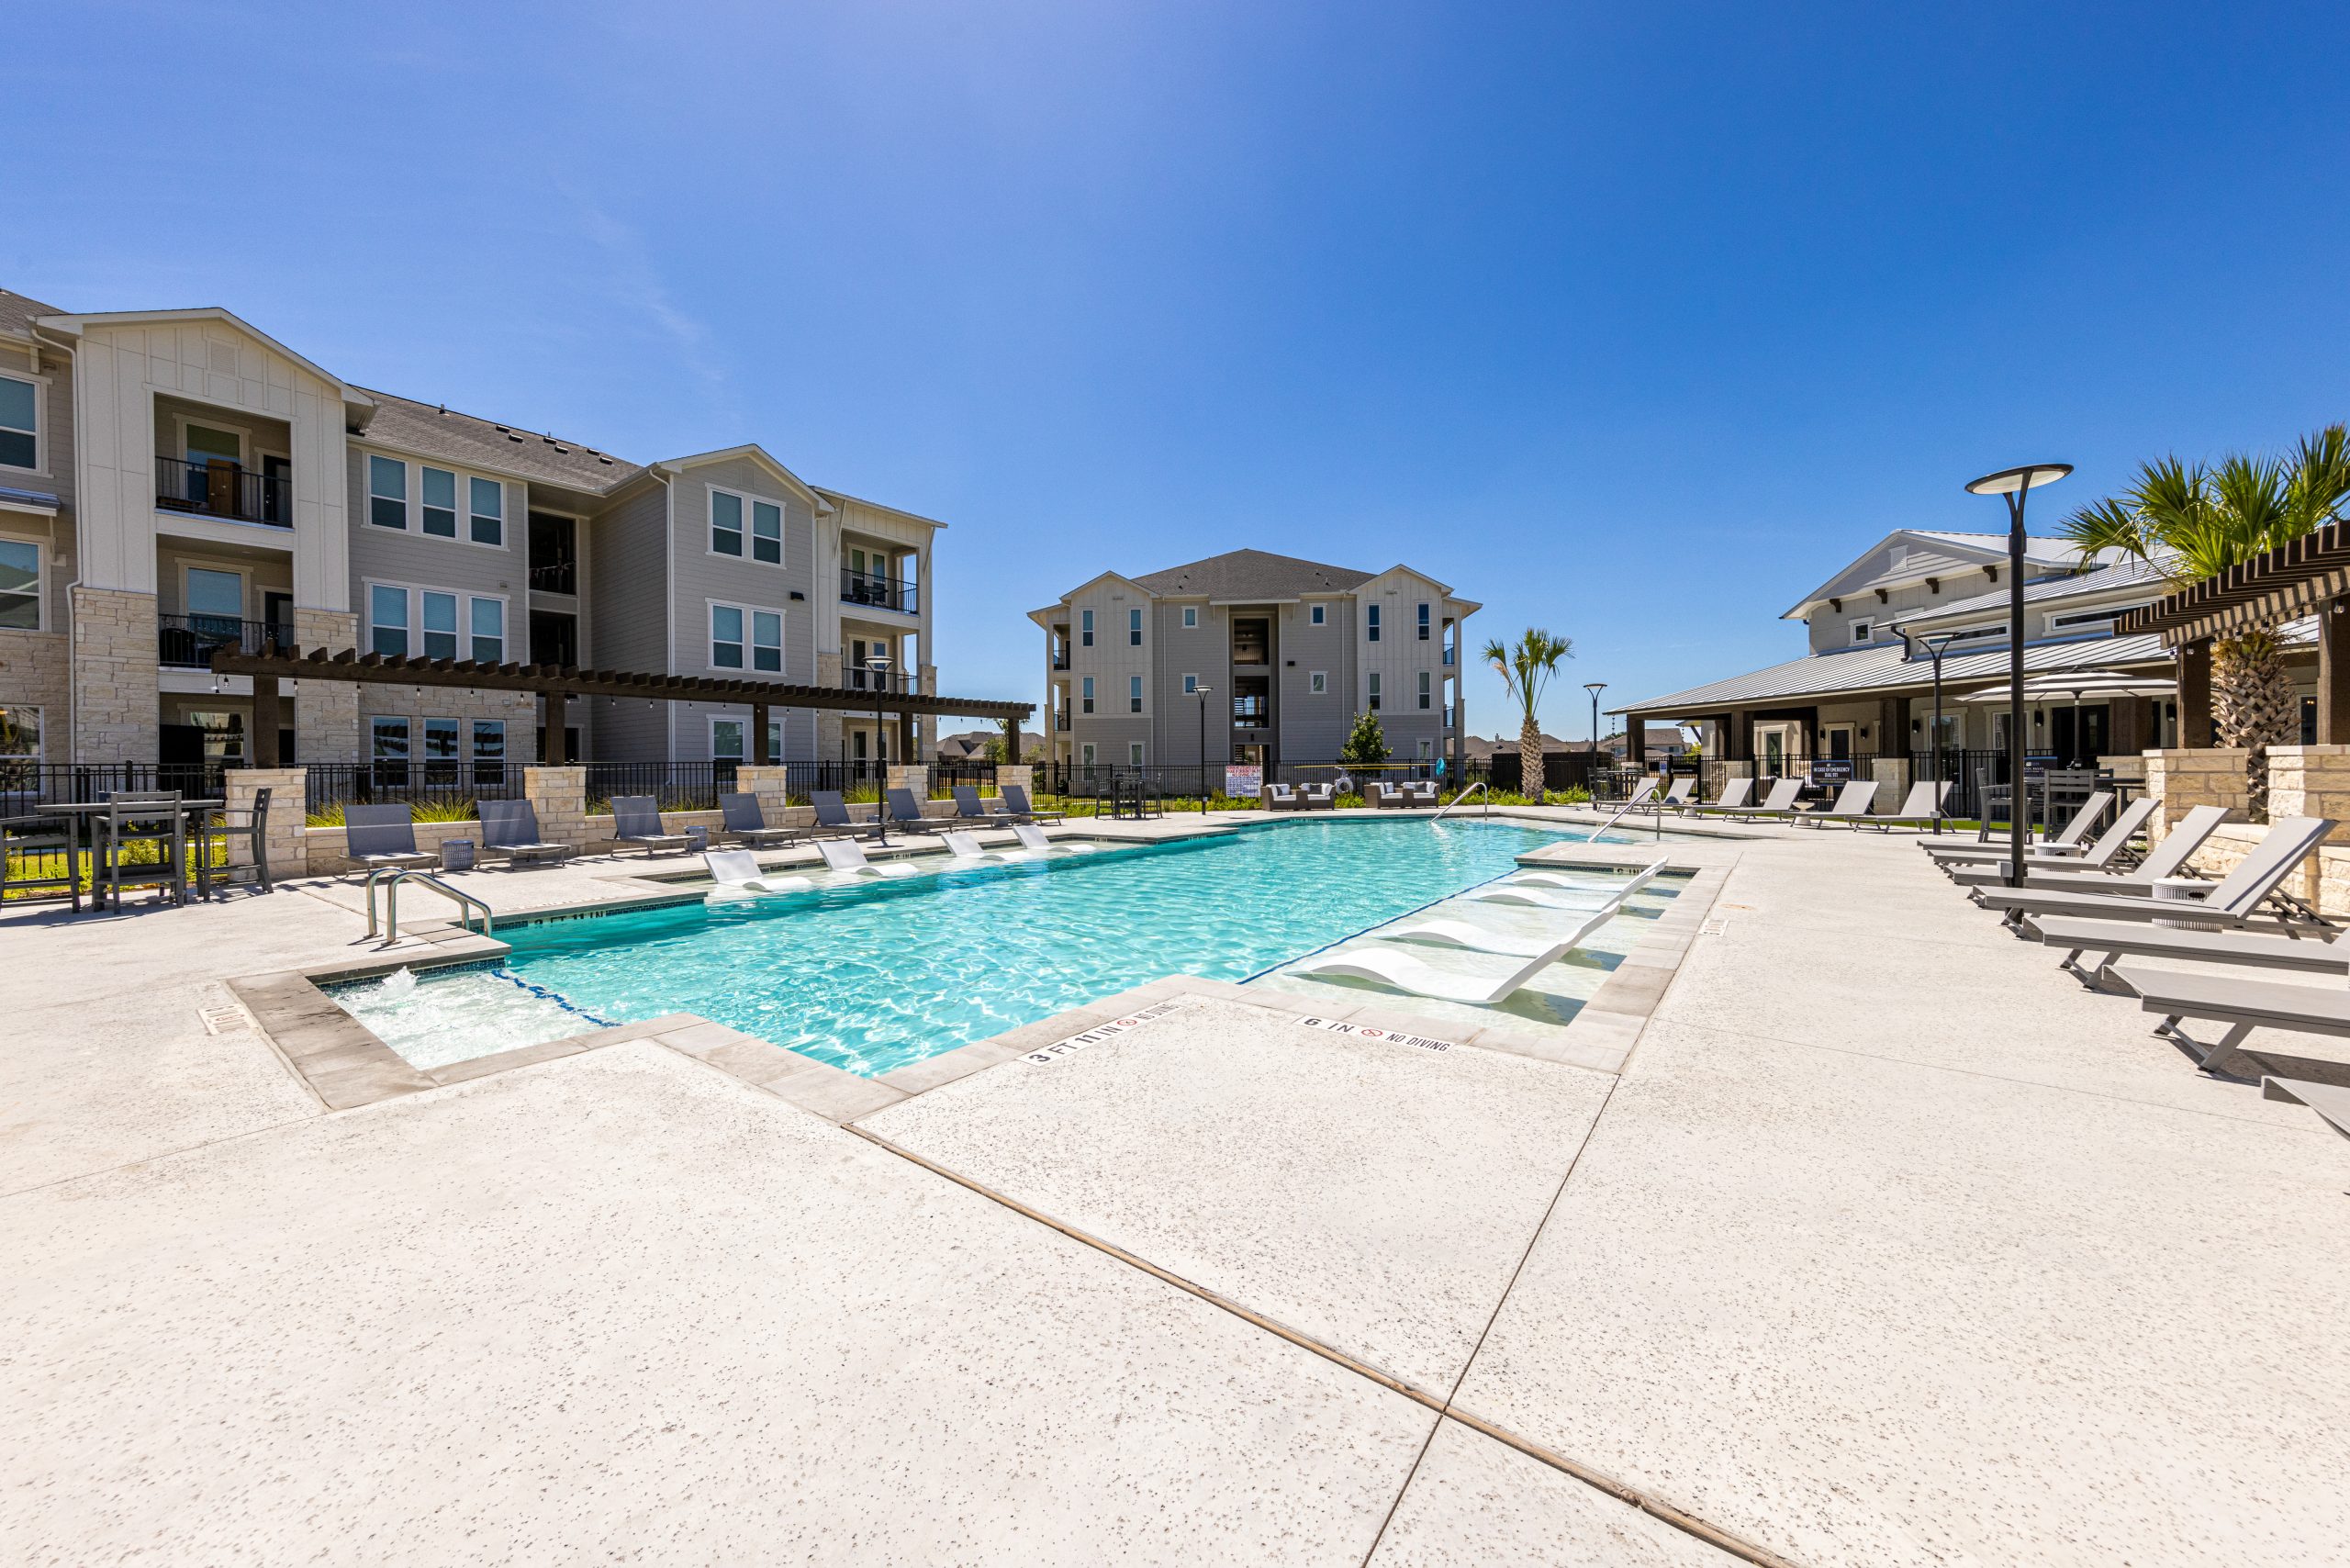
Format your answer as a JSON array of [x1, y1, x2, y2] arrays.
[[1432, 781, 1488, 821], [365, 867, 495, 945]]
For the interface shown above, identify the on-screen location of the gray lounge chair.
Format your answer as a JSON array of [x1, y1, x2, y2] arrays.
[[1952, 803, 2228, 902], [1712, 778, 1804, 820], [2108, 963, 2350, 1072], [1795, 778, 1883, 828], [1002, 784, 1063, 824], [884, 788, 942, 834], [2029, 914, 2339, 991], [1689, 777, 1755, 816], [479, 799, 574, 868], [610, 795, 688, 857], [1858, 779, 1949, 831], [343, 802, 435, 874], [1942, 796, 2161, 886], [719, 791, 801, 848], [1981, 814, 2334, 931], [951, 785, 1016, 828], [1651, 776, 1696, 812], [2262, 1077, 2350, 1141], [808, 790, 878, 840], [1927, 790, 2114, 863]]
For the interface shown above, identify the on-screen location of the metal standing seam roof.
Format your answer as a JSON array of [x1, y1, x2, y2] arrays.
[[1893, 556, 2176, 630]]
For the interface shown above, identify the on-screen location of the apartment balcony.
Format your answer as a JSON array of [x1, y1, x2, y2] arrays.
[[841, 568, 918, 616], [1232, 695, 1269, 732], [1055, 711, 1071, 732], [156, 455, 290, 527], [845, 667, 922, 694], [528, 559, 576, 595], [159, 613, 294, 669]]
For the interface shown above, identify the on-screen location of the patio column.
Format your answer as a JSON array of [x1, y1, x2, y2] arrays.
[[752, 701, 772, 765], [2176, 639, 2212, 749], [1624, 715, 1646, 769], [1730, 710, 1754, 762], [252, 674, 282, 767], [1875, 694, 1904, 759], [1002, 714, 1022, 764], [540, 690, 570, 764], [2320, 599, 2350, 744]]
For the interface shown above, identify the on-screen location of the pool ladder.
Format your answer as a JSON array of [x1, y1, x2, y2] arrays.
[[364, 868, 496, 946], [1431, 781, 1488, 821]]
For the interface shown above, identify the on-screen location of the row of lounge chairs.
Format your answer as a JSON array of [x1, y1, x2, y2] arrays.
[[702, 823, 1098, 896], [1647, 774, 1952, 829], [1931, 797, 2350, 1139]]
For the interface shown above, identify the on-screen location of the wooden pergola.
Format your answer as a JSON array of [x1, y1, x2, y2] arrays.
[[2117, 519, 2350, 745], [207, 644, 1034, 768]]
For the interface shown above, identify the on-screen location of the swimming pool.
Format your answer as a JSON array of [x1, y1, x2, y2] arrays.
[[336, 818, 1680, 1078]]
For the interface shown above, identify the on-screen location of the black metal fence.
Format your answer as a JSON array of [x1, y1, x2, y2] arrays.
[[1, 761, 226, 815], [156, 455, 290, 526], [305, 762, 518, 817], [158, 613, 295, 669]]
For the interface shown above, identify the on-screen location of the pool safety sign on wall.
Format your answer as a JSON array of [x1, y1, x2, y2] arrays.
[[1298, 1016, 1455, 1053], [1022, 1001, 1187, 1065]]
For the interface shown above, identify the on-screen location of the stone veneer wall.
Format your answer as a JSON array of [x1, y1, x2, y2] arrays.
[[2142, 748, 2251, 840], [0, 628, 72, 760], [224, 767, 308, 880], [1869, 756, 1910, 812], [294, 609, 362, 764], [69, 585, 159, 763]]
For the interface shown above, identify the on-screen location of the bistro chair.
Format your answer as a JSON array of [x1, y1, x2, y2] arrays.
[[100, 790, 187, 908]]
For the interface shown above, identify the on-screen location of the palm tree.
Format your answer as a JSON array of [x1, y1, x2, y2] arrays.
[[2060, 425, 2350, 816], [1482, 629, 1573, 798]]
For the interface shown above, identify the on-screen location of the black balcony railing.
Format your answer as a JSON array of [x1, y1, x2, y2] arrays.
[[841, 568, 918, 614], [528, 559, 577, 595], [156, 455, 290, 526], [1054, 711, 1071, 731], [845, 667, 920, 693], [159, 614, 296, 668]]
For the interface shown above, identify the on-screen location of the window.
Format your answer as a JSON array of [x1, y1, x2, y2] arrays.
[[1367, 605, 1382, 642], [1182, 605, 1198, 629], [711, 490, 744, 556], [711, 718, 744, 760], [472, 720, 506, 785], [0, 703, 40, 767], [471, 597, 504, 662], [1308, 603, 1326, 626], [369, 717, 410, 787], [1309, 670, 1327, 695], [0, 538, 41, 629], [767, 717, 783, 759], [420, 591, 459, 659], [1369, 673, 1382, 711], [1850, 619, 1872, 645], [710, 603, 781, 672], [0, 375, 38, 469], [1080, 610, 1094, 647], [1418, 670, 1431, 710], [1082, 677, 1095, 713], [1129, 608, 1143, 646], [1129, 742, 1144, 766], [711, 604, 744, 667], [1129, 675, 1143, 713], [421, 467, 458, 537], [369, 584, 408, 655], [470, 476, 504, 546], [1182, 674, 1200, 694], [751, 610, 781, 672], [1081, 742, 1097, 767], [2049, 602, 2151, 634], [423, 717, 461, 784], [1417, 603, 1430, 641], [1417, 738, 1433, 759], [751, 500, 781, 564], [367, 455, 407, 529]]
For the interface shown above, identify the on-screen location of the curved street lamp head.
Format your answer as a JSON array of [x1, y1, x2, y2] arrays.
[[1583, 681, 1607, 695], [1964, 463, 2073, 497]]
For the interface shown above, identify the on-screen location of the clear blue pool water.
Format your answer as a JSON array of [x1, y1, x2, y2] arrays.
[[443, 817, 1652, 1076]]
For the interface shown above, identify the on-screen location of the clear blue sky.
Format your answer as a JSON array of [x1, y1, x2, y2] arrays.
[[9, 2, 2348, 741]]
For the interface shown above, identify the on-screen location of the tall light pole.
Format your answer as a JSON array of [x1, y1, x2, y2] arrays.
[[1923, 632, 1955, 835], [867, 651, 892, 846], [1193, 680, 1214, 809], [1964, 464, 2072, 886]]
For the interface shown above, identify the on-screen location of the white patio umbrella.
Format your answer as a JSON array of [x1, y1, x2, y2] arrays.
[[1958, 672, 2177, 765]]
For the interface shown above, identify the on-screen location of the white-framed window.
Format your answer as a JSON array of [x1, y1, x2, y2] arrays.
[[0, 374, 39, 471], [472, 719, 507, 782], [1418, 670, 1431, 709], [0, 536, 43, 629], [2048, 602, 2151, 635], [1080, 609, 1094, 646], [1128, 608, 1143, 646], [368, 583, 408, 655], [1081, 677, 1095, 713], [0, 703, 41, 766], [421, 466, 458, 537], [1081, 742, 1097, 767], [421, 590, 459, 658], [1309, 670, 1327, 695], [422, 716, 462, 783], [751, 499, 781, 565], [1368, 605, 1382, 642], [711, 489, 744, 556], [710, 602, 783, 672], [1417, 603, 1430, 640], [1129, 675, 1143, 713], [366, 583, 507, 663], [1850, 619, 1873, 645], [1181, 605, 1199, 629], [1369, 672, 1382, 711], [369, 716, 410, 781], [1129, 742, 1145, 766], [367, 455, 408, 529], [1417, 737, 1433, 759], [470, 476, 504, 547], [1309, 603, 1326, 626], [1181, 673, 1200, 694], [471, 597, 505, 662], [711, 717, 745, 760]]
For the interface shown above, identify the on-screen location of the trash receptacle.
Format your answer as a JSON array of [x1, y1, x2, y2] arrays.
[[685, 824, 711, 853], [440, 838, 476, 873]]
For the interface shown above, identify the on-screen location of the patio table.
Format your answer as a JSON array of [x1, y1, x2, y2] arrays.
[[38, 798, 227, 909]]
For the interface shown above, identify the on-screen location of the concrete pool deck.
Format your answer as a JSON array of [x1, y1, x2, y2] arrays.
[[4, 814, 2348, 1562]]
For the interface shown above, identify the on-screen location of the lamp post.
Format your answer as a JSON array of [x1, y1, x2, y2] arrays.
[[867, 651, 892, 846], [1923, 633, 1955, 835], [1964, 463, 2072, 886], [1193, 680, 1214, 809]]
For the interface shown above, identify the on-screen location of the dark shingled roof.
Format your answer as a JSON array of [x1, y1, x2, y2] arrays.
[[355, 386, 645, 494], [0, 287, 66, 338], [1130, 548, 1374, 599]]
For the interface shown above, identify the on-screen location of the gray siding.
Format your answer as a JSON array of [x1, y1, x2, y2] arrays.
[[665, 457, 820, 763], [0, 339, 74, 631], [1278, 599, 1356, 761], [1152, 598, 1233, 767], [344, 445, 526, 646], [585, 478, 669, 675]]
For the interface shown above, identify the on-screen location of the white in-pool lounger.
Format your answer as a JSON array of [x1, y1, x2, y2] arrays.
[[941, 830, 1020, 863], [1504, 857, 1667, 899], [1013, 823, 1096, 855], [701, 849, 815, 896], [1290, 904, 1616, 1003], [817, 839, 921, 879]]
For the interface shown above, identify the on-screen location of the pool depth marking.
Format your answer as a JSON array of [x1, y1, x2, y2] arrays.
[[1296, 1016, 1456, 1053], [1020, 1000, 1188, 1065]]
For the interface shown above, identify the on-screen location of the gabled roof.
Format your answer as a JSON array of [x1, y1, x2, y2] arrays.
[[659, 444, 829, 511], [358, 386, 644, 494], [815, 487, 949, 532], [1130, 548, 1374, 600], [36, 306, 372, 410], [1893, 556, 2173, 633], [0, 287, 64, 339], [1783, 530, 2085, 620]]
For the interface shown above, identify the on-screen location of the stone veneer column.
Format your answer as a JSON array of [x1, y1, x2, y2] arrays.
[[735, 765, 795, 820], [996, 764, 1034, 798], [293, 609, 362, 764], [1869, 756, 1910, 812], [524, 766, 589, 849], [2143, 747, 2251, 839], [70, 585, 159, 764], [2248, 744, 2347, 907], [224, 767, 307, 881], [885, 762, 931, 801]]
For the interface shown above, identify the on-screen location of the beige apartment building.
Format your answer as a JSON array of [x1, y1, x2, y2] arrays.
[[0, 286, 943, 788], [1030, 549, 1478, 778]]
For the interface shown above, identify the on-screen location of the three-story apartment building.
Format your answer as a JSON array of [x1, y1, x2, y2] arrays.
[[0, 286, 941, 783], [1030, 549, 1478, 777]]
